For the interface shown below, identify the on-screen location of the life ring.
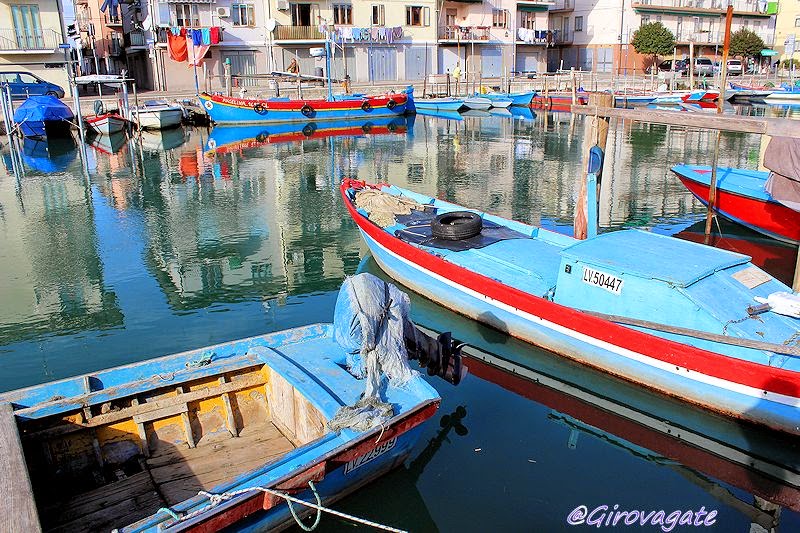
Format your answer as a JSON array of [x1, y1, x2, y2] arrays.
[[253, 103, 268, 115], [302, 123, 317, 137], [207, 139, 217, 150], [361, 100, 372, 112], [361, 122, 373, 134], [204, 100, 214, 110], [300, 104, 314, 117], [386, 98, 397, 110], [431, 211, 483, 241]]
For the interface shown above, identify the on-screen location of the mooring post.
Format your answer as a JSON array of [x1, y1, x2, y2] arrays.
[[575, 92, 613, 239], [570, 68, 577, 105], [704, 129, 722, 241]]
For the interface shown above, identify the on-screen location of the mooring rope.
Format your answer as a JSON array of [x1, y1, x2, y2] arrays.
[[155, 480, 407, 533]]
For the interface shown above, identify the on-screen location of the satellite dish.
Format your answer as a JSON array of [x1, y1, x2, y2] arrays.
[[266, 19, 277, 32]]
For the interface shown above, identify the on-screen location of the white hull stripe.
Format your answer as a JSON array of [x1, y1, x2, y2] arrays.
[[364, 232, 800, 409]]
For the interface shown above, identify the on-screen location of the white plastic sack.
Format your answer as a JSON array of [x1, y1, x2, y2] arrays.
[[754, 291, 800, 318]]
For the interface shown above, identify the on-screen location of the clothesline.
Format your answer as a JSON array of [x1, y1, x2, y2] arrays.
[[330, 26, 404, 44], [168, 26, 222, 46], [166, 27, 222, 66]]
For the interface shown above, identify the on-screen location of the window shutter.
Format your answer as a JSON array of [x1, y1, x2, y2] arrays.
[[424, 6, 430, 27]]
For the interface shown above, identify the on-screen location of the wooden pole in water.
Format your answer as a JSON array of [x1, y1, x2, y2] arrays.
[[575, 92, 613, 240], [717, 4, 734, 112], [794, 249, 800, 292], [570, 68, 577, 105], [704, 129, 722, 241]]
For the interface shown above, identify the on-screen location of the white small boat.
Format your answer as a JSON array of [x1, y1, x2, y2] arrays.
[[130, 100, 184, 130], [84, 113, 127, 135], [462, 96, 492, 111], [487, 98, 512, 109]]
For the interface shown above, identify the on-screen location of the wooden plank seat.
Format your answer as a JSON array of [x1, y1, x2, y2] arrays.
[[0, 403, 42, 532]]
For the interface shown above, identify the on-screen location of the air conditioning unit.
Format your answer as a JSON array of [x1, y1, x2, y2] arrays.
[[276, 0, 289, 10], [216, 6, 230, 17]]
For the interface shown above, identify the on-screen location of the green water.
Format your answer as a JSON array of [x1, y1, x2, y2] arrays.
[[0, 110, 797, 531]]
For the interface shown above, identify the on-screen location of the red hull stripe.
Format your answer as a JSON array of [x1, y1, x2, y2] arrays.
[[211, 126, 404, 153], [678, 175, 800, 243], [340, 182, 799, 398]]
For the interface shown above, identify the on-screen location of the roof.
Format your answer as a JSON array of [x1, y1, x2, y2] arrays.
[[560, 229, 750, 287]]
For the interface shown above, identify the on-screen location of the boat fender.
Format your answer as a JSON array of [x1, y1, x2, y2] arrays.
[[386, 98, 397, 110], [361, 122, 372, 134], [302, 123, 316, 137], [361, 100, 372, 112], [431, 211, 483, 240], [387, 122, 397, 133], [255, 131, 268, 142], [300, 104, 314, 117], [253, 103, 268, 115]]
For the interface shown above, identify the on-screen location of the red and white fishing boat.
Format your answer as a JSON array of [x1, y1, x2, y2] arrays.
[[84, 112, 128, 135]]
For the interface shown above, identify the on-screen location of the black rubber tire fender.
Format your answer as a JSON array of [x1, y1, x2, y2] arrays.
[[300, 104, 314, 117], [253, 103, 267, 115], [386, 98, 397, 110], [361, 122, 373, 134], [361, 100, 372, 112], [431, 211, 482, 241], [302, 123, 317, 137]]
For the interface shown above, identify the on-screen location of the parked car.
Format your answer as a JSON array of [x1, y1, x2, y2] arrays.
[[693, 58, 714, 77], [0, 71, 65, 100], [649, 59, 688, 75], [726, 59, 743, 76]]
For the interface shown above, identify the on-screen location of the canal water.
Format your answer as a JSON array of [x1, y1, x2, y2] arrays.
[[0, 106, 798, 532]]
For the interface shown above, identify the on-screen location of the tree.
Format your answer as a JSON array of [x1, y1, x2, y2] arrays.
[[631, 22, 676, 70], [730, 28, 765, 59]]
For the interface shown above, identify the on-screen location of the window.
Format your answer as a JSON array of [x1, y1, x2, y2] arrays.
[[519, 12, 536, 30], [333, 4, 352, 25], [18, 73, 37, 83], [405, 6, 430, 27], [492, 9, 508, 28], [11, 5, 43, 48], [641, 14, 650, 25], [232, 4, 255, 27], [575, 15, 583, 32], [290, 3, 313, 26], [170, 4, 200, 27], [371, 4, 385, 26], [796, 17, 800, 27]]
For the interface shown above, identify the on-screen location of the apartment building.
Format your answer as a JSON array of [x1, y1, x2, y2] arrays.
[[548, 0, 777, 73], [0, 0, 68, 87], [774, 0, 799, 62], [74, 0, 154, 88]]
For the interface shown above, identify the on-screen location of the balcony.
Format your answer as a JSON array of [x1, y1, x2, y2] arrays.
[[516, 28, 550, 45], [274, 25, 324, 41], [549, 29, 571, 44], [438, 25, 492, 42], [632, 0, 773, 17], [125, 30, 146, 48], [674, 29, 774, 46], [104, 14, 123, 27], [548, 0, 574, 12], [0, 28, 61, 52]]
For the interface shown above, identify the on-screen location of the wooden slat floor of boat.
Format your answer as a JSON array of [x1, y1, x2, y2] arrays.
[[41, 421, 294, 532]]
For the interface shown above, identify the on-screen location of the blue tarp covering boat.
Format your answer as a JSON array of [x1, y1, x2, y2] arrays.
[[12, 95, 74, 138]]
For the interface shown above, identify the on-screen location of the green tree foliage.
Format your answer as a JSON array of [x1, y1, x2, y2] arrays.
[[631, 22, 676, 67], [730, 28, 765, 59]]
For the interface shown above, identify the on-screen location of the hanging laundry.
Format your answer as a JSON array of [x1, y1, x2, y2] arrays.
[[167, 31, 188, 62], [352, 28, 361, 40], [171, 26, 180, 36], [341, 26, 353, 41], [191, 29, 202, 46], [378, 27, 386, 40], [517, 27, 526, 42], [201, 28, 211, 45], [392, 26, 402, 40], [386, 28, 393, 44], [370, 27, 379, 40], [187, 35, 210, 67], [210, 26, 220, 44]]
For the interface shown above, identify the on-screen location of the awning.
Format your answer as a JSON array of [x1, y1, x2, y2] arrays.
[[761, 49, 778, 56], [518, 4, 550, 12]]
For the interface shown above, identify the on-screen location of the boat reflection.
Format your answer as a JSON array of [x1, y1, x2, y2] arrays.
[[139, 127, 189, 151], [205, 116, 411, 154], [415, 109, 463, 121], [87, 131, 128, 154], [357, 254, 800, 524], [674, 218, 798, 286], [20, 136, 77, 173], [509, 106, 536, 121]]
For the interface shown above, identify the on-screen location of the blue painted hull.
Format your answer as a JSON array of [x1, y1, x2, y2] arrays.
[[485, 91, 535, 106], [414, 98, 464, 111]]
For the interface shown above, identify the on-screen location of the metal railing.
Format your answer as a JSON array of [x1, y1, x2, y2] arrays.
[[674, 29, 774, 45], [634, 0, 767, 13], [550, 0, 574, 11], [104, 14, 123, 26], [0, 28, 61, 51], [274, 25, 324, 40], [438, 25, 491, 41], [126, 30, 145, 47]]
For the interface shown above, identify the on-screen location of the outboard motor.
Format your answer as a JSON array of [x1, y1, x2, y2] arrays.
[[404, 323, 467, 385]]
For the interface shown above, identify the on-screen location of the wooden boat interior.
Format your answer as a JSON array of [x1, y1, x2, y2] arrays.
[[3, 341, 336, 532], [349, 184, 800, 368]]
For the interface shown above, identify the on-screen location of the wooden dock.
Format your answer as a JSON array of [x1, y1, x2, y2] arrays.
[[0, 403, 42, 532], [572, 104, 800, 138]]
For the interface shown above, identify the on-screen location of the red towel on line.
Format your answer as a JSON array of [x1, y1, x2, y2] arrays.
[[167, 31, 187, 62], [210, 26, 220, 45]]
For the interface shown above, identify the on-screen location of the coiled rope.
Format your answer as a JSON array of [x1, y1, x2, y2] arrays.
[[154, 480, 407, 533]]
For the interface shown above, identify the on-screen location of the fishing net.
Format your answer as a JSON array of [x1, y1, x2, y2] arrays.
[[354, 189, 422, 228], [328, 273, 418, 432]]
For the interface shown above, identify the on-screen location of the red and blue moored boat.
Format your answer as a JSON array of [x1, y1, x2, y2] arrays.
[[672, 164, 800, 245], [341, 179, 800, 436], [199, 91, 410, 125]]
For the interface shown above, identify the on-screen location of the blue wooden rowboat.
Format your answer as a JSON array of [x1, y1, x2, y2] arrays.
[[13, 95, 74, 138], [484, 91, 535, 106], [198, 89, 410, 125], [413, 97, 465, 112], [0, 275, 464, 532], [341, 179, 800, 435]]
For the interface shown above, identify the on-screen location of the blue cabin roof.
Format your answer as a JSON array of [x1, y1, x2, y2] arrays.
[[560, 230, 751, 288]]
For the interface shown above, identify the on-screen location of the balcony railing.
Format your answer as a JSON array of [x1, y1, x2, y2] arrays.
[[438, 25, 491, 41], [633, 0, 770, 14], [104, 15, 123, 26], [274, 25, 324, 41], [548, 29, 571, 44], [126, 30, 145, 47], [110, 36, 123, 56], [674, 29, 774, 46], [0, 28, 61, 51], [549, 0, 574, 11]]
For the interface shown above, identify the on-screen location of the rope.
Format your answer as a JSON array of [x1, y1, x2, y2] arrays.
[[185, 351, 214, 368], [156, 480, 407, 532]]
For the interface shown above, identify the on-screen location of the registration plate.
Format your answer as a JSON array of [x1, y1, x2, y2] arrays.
[[582, 266, 623, 295], [344, 437, 397, 475]]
